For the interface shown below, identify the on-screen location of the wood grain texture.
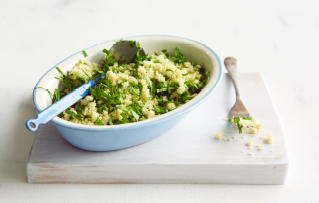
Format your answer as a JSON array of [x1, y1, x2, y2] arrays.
[[27, 73, 289, 184]]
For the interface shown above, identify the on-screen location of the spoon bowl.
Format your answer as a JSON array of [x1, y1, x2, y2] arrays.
[[110, 40, 146, 63]]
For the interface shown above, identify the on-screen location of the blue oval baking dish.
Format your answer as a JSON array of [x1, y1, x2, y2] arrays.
[[32, 35, 222, 151]]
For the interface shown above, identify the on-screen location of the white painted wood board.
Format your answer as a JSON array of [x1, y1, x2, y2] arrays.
[[27, 73, 289, 184]]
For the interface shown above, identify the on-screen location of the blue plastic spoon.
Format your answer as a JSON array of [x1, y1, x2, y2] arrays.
[[26, 41, 145, 131]]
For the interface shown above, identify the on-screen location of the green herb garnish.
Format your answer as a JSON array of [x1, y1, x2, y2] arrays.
[[81, 68, 92, 81], [38, 87, 60, 104], [95, 117, 104, 125], [227, 117, 252, 134], [128, 109, 139, 121], [206, 71, 210, 85], [82, 51, 88, 57], [120, 113, 130, 124], [121, 64, 127, 73], [65, 110, 83, 120], [102, 49, 117, 71]]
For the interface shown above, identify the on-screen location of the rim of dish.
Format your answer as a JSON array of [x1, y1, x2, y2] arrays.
[[33, 35, 223, 131]]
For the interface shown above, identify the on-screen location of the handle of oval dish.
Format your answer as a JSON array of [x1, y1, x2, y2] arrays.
[[26, 79, 98, 131]]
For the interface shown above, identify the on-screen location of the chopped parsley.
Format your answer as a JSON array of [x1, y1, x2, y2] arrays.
[[82, 51, 88, 57], [206, 71, 210, 84], [95, 117, 104, 125], [121, 64, 127, 73], [53, 89, 61, 103], [65, 110, 83, 120], [38, 87, 61, 104], [228, 117, 252, 134], [102, 49, 117, 71], [120, 113, 130, 124], [81, 68, 92, 81]]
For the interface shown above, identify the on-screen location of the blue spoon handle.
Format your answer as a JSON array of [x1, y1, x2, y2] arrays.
[[26, 74, 103, 131]]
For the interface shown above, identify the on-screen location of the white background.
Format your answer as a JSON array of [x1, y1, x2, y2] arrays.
[[0, 0, 318, 202]]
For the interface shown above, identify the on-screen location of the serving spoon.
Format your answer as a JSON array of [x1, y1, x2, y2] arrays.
[[26, 41, 145, 131]]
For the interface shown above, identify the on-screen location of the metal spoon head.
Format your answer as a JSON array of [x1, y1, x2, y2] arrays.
[[224, 57, 238, 73], [224, 57, 238, 65], [110, 40, 146, 64]]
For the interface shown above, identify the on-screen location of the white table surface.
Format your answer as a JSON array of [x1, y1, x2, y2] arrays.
[[0, 0, 318, 202]]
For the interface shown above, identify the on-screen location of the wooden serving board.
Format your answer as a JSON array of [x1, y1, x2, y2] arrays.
[[27, 73, 289, 184]]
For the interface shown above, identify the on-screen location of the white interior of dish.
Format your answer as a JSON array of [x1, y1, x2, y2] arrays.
[[34, 36, 221, 128]]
